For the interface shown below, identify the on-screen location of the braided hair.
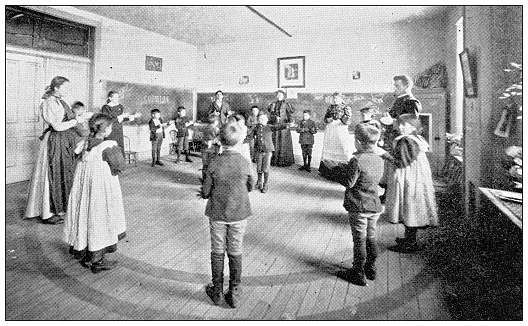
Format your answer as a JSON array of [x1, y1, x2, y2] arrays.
[[89, 113, 114, 137], [42, 76, 69, 99]]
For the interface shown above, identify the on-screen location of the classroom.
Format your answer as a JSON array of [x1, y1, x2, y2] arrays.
[[4, 4, 522, 321]]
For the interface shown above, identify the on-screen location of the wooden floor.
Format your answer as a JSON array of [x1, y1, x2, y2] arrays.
[[5, 154, 451, 320]]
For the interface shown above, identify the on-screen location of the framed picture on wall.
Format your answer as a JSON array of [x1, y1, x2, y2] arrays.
[[277, 56, 305, 88], [459, 49, 477, 97]]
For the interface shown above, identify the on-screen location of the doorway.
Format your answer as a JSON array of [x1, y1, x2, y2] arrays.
[[6, 50, 91, 184]]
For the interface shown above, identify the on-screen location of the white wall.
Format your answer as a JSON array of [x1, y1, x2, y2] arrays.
[[196, 17, 447, 94], [45, 6, 199, 159]]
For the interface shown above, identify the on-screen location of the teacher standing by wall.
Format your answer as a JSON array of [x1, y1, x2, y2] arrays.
[[268, 90, 295, 167], [209, 90, 231, 125], [101, 91, 136, 156], [381, 75, 422, 150], [25, 76, 82, 224]]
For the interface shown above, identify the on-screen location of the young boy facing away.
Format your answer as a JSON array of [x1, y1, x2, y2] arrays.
[[252, 111, 287, 193], [149, 109, 172, 167], [340, 123, 385, 286], [296, 109, 317, 172], [200, 120, 257, 308], [174, 106, 194, 163]]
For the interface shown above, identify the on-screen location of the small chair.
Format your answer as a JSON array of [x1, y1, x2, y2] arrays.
[[187, 128, 198, 152], [123, 136, 138, 166], [169, 130, 177, 155]]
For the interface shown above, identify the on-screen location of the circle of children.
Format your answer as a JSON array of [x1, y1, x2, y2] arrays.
[[58, 75, 437, 309]]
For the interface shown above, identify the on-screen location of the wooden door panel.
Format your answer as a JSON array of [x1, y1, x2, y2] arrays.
[[6, 59, 19, 124], [415, 90, 447, 177], [20, 136, 40, 165]]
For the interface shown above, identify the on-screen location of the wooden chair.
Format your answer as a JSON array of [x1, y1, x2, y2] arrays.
[[123, 136, 138, 166]]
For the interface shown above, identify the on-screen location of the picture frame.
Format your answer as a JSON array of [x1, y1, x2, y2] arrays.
[[277, 56, 305, 88], [145, 55, 163, 72], [459, 49, 477, 97]]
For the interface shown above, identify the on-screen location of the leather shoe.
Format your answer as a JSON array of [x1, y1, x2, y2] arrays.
[[91, 258, 118, 274], [42, 215, 64, 225], [155, 161, 164, 166]]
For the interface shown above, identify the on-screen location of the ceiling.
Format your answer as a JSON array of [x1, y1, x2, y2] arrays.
[[74, 6, 448, 46]]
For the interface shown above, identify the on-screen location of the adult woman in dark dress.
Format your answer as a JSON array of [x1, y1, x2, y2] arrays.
[[101, 91, 137, 156], [26, 76, 83, 224], [268, 90, 295, 167], [378, 75, 422, 199], [208, 90, 231, 125]]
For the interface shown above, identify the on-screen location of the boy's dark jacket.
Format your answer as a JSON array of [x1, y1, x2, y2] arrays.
[[201, 150, 257, 222], [252, 123, 287, 153], [149, 118, 165, 141], [343, 149, 384, 213], [296, 119, 317, 145]]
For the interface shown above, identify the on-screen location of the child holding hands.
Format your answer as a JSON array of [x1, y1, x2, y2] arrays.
[[64, 113, 127, 274], [200, 120, 257, 308], [296, 109, 317, 172], [252, 111, 288, 193], [174, 106, 194, 163], [385, 114, 438, 253], [341, 123, 385, 286], [149, 109, 173, 166]]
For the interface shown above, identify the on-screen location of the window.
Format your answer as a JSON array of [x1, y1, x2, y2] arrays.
[[455, 17, 464, 133], [5, 6, 93, 58]]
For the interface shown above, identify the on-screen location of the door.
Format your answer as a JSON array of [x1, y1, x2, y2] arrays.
[[5, 53, 45, 184], [46, 58, 90, 108], [415, 89, 447, 177], [6, 52, 91, 184]]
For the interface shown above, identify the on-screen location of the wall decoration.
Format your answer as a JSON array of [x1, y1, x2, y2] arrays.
[[459, 49, 477, 97], [352, 71, 361, 80], [277, 56, 305, 88], [145, 55, 163, 72], [239, 76, 249, 85]]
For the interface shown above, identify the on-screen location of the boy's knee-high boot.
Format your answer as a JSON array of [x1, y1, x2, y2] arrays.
[[256, 173, 263, 190], [206, 252, 225, 305], [185, 150, 193, 162], [299, 153, 307, 170], [152, 147, 157, 166], [306, 155, 312, 172], [176, 149, 181, 163], [350, 237, 367, 286], [262, 172, 269, 193], [225, 254, 242, 308], [365, 239, 378, 280]]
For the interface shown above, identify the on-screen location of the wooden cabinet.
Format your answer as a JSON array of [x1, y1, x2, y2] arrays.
[[414, 89, 447, 176]]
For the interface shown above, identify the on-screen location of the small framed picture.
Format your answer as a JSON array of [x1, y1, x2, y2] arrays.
[[239, 76, 249, 85], [146, 56, 163, 72], [459, 49, 477, 97], [277, 56, 305, 88], [352, 71, 361, 80]]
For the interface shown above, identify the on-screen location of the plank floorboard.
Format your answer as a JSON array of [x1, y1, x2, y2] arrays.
[[5, 159, 451, 320]]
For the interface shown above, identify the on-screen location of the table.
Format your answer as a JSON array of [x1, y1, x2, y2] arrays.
[[479, 187, 522, 229]]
